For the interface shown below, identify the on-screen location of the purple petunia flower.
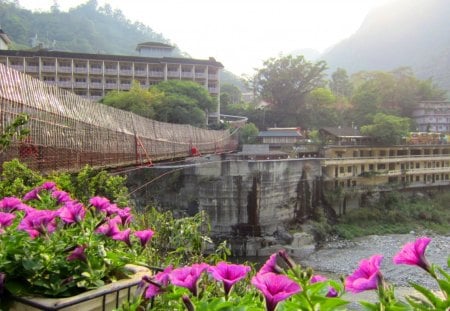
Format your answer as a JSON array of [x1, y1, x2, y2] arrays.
[[58, 201, 86, 224], [259, 253, 282, 275], [95, 216, 121, 237], [170, 263, 209, 296], [0, 212, 16, 234], [17, 209, 58, 238], [89, 196, 111, 212], [116, 207, 133, 225], [208, 262, 251, 298], [251, 272, 301, 311], [141, 266, 173, 299], [67, 245, 87, 262], [310, 274, 338, 297], [345, 255, 383, 293], [112, 228, 132, 247], [52, 190, 72, 204], [0, 197, 27, 213], [134, 229, 154, 248], [393, 237, 432, 272]]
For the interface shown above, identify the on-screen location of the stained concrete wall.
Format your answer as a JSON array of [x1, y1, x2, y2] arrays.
[[180, 157, 322, 237]]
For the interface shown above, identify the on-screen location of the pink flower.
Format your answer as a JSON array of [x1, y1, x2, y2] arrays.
[[259, 253, 282, 275], [95, 217, 121, 237], [58, 201, 86, 224], [89, 196, 111, 212], [115, 207, 133, 225], [52, 190, 72, 204], [208, 262, 251, 297], [67, 245, 87, 262], [170, 263, 209, 296], [23, 188, 40, 201], [141, 266, 172, 299], [135, 229, 154, 247], [251, 272, 301, 311], [0, 197, 27, 212], [393, 237, 431, 272], [345, 255, 383, 293], [310, 274, 338, 297], [0, 212, 15, 234], [112, 228, 132, 247], [18, 210, 58, 238], [40, 181, 57, 191]]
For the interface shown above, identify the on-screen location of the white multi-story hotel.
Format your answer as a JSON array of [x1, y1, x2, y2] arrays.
[[0, 42, 223, 105], [412, 101, 450, 132]]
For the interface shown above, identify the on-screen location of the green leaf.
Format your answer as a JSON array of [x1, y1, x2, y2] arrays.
[[410, 282, 440, 306]]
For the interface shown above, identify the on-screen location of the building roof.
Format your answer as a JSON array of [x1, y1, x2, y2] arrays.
[[136, 42, 174, 50], [258, 129, 302, 138], [0, 49, 224, 68], [320, 127, 366, 138]]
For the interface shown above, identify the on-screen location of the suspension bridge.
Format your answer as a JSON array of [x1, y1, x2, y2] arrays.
[[0, 64, 240, 174]]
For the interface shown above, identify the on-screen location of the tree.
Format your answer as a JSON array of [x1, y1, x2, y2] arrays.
[[305, 87, 338, 128], [239, 123, 259, 145], [152, 80, 215, 113], [101, 81, 161, 119], [330, 68, 352, 98], [360, 113, 411, 145], [152, 94, 206, 127], [220, 83, 242, 106], [253, 55, 327, 127]]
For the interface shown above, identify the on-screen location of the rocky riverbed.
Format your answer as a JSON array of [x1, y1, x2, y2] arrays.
[[297, 233, 449, 308], [299, 233, 449, 289]]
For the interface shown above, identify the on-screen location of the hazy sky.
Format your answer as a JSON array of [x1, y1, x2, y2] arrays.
[[18, 0, 393, 75]]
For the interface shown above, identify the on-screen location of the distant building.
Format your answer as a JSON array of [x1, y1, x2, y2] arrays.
[[0, 29, 11, 50], [136, 42, 175, 57], [412, 101, 450, 133], [258, 127, 304, 148], [0, 42, 223, 108], [319, 127, 371, 145], [229, 144, 288, 160]]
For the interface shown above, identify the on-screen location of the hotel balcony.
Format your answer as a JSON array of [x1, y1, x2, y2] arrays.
[[208, 74, 218, 80], [90, 68, 103, 75], [167, 71, 180, 78], [42, 65, 56, 72], [10, 65, 24, 72], [208, 87, 219, 93], [149, 71, 163, 77], [322, 154, 450, 166], [119, 69, 133, 76], [89, 82, 103, 89], [25, 66, 38, 73], [195, 73, 206, 79], [57, 81, 72, 88], [120, 83, 131, 90], [58, 66, 72, 73], [105, 68, 118, 75], [134, 70, 147, 77], [74, 82, 88, 88], [74, 67, 88, 74], [181, 72, 194, 78], [105, 83, 117, 89]]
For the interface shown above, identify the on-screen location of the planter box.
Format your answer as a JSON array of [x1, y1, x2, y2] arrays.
[[10, 265, 150, 311]]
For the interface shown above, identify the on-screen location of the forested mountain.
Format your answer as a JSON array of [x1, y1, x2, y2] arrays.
[[322, 0, 450, 93], [0, 0, 243, 86]]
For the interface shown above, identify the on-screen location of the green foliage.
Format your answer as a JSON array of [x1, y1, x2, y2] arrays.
[[253, 55, 328, 127], [0, 0, 171, 56], [239, 123, 259, 145], [152, 94, 206, 127], [0, 114, 30, 154], [101, 82, 162, 119], [360, 113, 411, 145], [134, 207, 213, 267], [305, 87, 338, 128], [0, 159, 43, 197], [334, 191, 450, 239], [220, 83, 242, 106], [51, 165, 129, 207]]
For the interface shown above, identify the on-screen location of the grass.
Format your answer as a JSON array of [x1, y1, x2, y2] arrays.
[[332, 191, 450, 239]]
